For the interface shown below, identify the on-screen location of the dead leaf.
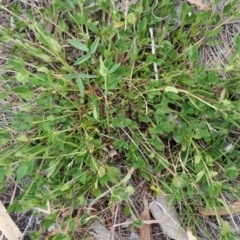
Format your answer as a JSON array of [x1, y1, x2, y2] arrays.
[[140, 195, 151, 240], [103, 146, 118, 158], [187, 0, 212, 10], [149, 194, 188, 240], [108, 149, 118, 158], [200, 201, 240, 216], [186, 229, 197, 240], [90, 221, 113, 240]]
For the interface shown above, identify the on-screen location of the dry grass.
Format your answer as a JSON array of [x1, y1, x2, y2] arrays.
[[199, 1, 240, 76]]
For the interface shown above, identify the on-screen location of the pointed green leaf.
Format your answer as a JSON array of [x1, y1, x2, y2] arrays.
[[37, 66, 49, 73], [49, 37, 62, 53], [90, 37, 100, 54], [12, 86, 34, 101], [66, 0, 75, 8], [195, 153, 201, 165], [77, 78, 84, 97], [8, 58, 22, 70], [196, 169, 205, 182], [68, 39, 89, 52], [0, 167, 5, 182], [16, 164, 28, 183], [64, 73, 79, 79], [79, 173, 86, 184], [109, 63, 121, 73], [74, 54, 91, 65], [205, 27, 223, 38], [37, 54, 52, 62], [99, 57, 108, 77], [79, 74, 97, 79]]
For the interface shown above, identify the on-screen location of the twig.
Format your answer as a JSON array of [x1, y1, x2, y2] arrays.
[[20, 211, 34, 240]]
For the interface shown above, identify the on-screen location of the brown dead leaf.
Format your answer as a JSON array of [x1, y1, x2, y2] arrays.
[[187, 0, 212, 10], [68, 91, 80, 104], [140, 195, 151, 240], [200, 201, 240, 216]]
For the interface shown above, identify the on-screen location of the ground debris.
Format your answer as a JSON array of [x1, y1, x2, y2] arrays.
[[149, 194, 188, 240]]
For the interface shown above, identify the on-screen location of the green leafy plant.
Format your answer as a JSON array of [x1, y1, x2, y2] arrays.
[[1, 0, 240, 239]]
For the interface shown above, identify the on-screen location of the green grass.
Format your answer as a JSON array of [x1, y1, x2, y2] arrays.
[[1, 0, 240, 239]]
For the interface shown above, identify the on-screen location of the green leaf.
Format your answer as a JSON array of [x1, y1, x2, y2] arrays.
[[64, 73, 79, 79], [205, 27, 223, 38], [8, 58, 22, 70], [16, 164, 28, 183], [16, 134, 28, 142], [37, 54, 52, 62], [90, 37, 100, 54], [49, 37, 62, 53], [196, 169, 205, 182], [68, 39, 89, 52], [224, 166, 239, 180], [165, 86, 179, 93], [209, 170, 218, 178], [108, 76, 120, 90], [77, 78, 84, 97], [87, 22, 100, 34], [79, 74, 97, 79], [68, 217, 76, 232], [125, 186, 134, 195], [46, 115, 55, 121], [109, 63, 121, 74], [127, 12, 137, 24], [16, 69, 29, 83], [37, 66, 49, 74], [79, 173, 86, 184], [124, 205, 131, 215], [66, 0, 75, 8], [12, 86, 34, 101], [74, 54, 91, 65], [92, 187, 101, 197], [99, 56, 108, 77], [0, 167, 6, 181], [93, 106, 99, 120], [60, 184, 70, 191], [194, 153, 201, 164]]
